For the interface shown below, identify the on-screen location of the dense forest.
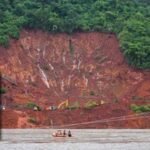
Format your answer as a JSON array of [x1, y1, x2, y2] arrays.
[[0, 0, 149, 69]]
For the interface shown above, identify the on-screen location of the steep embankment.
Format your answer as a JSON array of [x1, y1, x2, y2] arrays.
[[0, 30, 149, 128]]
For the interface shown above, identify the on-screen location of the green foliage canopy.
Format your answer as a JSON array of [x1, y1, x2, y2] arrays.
[[0, 0, 149, 68]]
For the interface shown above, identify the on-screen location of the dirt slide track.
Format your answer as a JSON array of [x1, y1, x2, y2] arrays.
[[0, 30, 149, 128]]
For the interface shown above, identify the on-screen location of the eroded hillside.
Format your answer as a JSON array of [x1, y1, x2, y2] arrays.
[[0, 30, 150, 128]]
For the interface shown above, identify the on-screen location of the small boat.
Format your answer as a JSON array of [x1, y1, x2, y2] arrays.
[[52, 134, 66, 137], [52, 130, 66, 137]]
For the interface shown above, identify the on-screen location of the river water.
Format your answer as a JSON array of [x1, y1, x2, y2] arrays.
[[0, 129, 150, 150]]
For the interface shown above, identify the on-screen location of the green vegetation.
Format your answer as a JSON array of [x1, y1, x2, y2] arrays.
[[113, 98, 119, 103], [27, 117, 37, 124], [130, 104, 150, 113], [67, 101, 80, 110], [90, 91, 95, 96], [84, 101, 98, 109], [0, 87, 6, 94], [26, 101, 41, 110], [0, 0, 149, 68]]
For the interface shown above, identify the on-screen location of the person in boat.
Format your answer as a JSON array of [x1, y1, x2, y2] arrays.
[[57, 130, 62, 136], [63, 130, 66, 136], [68, 130, 72, 137]]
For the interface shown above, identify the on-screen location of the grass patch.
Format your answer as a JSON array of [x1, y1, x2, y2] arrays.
[[67, 101, 80, 110], [0, 87, 6, 94], [84, 101, 98, 110], [90, 91, 95, 96], [130, 104, 150, 113], [27, 117, 37, 124], [26, 102, 41, 111]]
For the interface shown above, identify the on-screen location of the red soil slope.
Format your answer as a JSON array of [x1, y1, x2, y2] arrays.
[[0, 30, 149, 128]]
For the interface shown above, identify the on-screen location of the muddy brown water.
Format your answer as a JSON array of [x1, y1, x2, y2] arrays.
[[0, 129, 150, 150]]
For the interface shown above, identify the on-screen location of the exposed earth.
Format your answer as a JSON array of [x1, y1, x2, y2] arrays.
[[0, 30, 150, 128]]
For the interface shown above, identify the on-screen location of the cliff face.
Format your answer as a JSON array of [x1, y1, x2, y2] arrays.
[[0, 30, 149, 128]]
